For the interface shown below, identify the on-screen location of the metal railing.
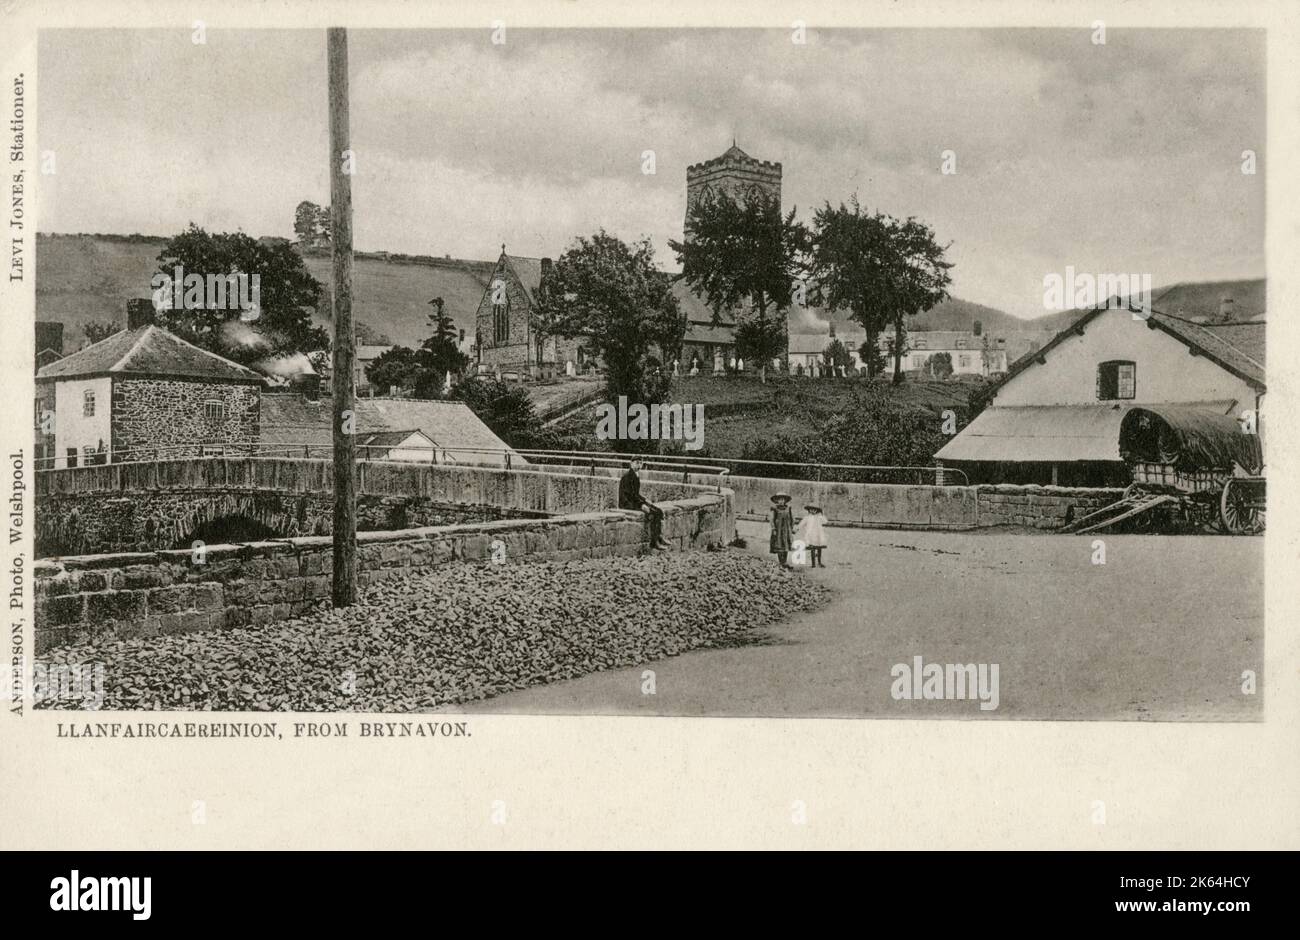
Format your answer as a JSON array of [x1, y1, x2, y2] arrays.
[[33, 441, 964, 486]]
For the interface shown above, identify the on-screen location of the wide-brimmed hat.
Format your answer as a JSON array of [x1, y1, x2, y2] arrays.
[[771, 492, 791, 503], [804, 503, 822, 512]]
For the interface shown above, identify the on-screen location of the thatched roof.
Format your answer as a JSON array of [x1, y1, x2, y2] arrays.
[[1119, 406, 1262, 473]]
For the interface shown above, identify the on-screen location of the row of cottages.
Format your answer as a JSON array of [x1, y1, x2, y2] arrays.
[[935, 291, 1265, 486], [786, 325, 1051, 378], [34, 301, 519, 469]]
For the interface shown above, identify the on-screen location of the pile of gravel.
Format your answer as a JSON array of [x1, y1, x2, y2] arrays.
[[38, 550, 832, 712]]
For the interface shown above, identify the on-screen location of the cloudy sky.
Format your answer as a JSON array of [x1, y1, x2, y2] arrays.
[[38, 27, 1264, 318]]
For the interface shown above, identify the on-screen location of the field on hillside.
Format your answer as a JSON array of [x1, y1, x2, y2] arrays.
[[550, 373, 977, 463], [35, 233, 490, 349]]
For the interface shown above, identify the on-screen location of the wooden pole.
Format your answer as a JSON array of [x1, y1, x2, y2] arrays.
[[328, 27, 357, 607]]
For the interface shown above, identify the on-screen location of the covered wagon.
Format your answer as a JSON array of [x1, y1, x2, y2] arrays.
[[1063, 405, 1265, 534]]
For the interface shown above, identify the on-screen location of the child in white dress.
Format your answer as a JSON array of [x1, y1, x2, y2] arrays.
[[796, 504, 828, 568]]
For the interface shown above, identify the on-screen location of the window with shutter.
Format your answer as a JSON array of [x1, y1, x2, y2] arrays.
[[1097, 360, 1136, 400]]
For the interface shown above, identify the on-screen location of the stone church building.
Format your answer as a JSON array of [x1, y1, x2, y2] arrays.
[[472, 249, 590, 380], [474, 143, 786, 380], [683, 143, 782, 236]]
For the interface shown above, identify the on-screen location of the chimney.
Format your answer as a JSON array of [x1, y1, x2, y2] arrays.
[[1218, 295, 1235, 322], [291, 372, 321, 401], [126, 298, 155, 329]]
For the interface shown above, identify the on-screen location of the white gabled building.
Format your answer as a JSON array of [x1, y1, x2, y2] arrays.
[[935, 300, 1265, 486]]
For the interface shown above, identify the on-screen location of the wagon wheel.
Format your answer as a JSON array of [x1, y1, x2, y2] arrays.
[[1220, 479, 1262, 535]]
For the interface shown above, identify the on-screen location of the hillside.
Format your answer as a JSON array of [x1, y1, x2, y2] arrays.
[[1032, 278, 1266, 334], [40, 233, 1260, 360], [38, 232, 1048, 353], [804, 293, 1032, 335], [35, 233, 493, 349]]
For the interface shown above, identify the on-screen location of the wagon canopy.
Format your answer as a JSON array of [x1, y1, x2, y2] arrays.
[[1119, 406, 1262, 474]]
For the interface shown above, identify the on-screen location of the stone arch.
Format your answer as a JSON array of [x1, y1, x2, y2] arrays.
[[176, 514, 280, 550], [167, 492, 302, 549]]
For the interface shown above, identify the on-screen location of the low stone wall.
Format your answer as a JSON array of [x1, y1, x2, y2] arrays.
[[37, 490, 549, 557], [973, 484, 1125, 530], [34, 458, 727, 558], [605, 468, 1121, 532], [34, 492, 732, 652]]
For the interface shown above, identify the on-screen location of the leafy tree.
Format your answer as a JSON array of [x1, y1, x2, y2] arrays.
[[362, 302, 469, 398], [858, 338, 886, 377], [294, 201, 331, 250], [366, 346, 423, 394], [822, 338, 854, 374], [927, 351, 954, 379], [536, 230, 684, 408], [810, 199, 952, 384], [153, 223, 329, 367], [414, 297, 470, 396], [808, 199, 895, 378], [671, 189, 808, 383], [734, 317, 787, 377], [82, 320, 122, 345], [450, 377, 556, 449], [884, 216, 953, 384]]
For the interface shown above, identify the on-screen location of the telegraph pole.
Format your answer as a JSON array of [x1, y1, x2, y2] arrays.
[[328, 27, 357, 606]]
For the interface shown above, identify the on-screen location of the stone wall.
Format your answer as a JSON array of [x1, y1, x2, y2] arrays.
[[36, 489, 546, 557], [579, 466, 1120, 532], [973, 484, 1125, 530], [34, 492, 732, 652], [34, 458, 698, 557], [112, 377, 260, 461]]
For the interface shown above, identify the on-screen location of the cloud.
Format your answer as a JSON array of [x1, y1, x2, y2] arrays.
[[36, 27, 1264, 320]]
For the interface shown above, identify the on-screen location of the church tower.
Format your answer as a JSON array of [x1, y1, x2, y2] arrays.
[[684, 143, 782, 239]]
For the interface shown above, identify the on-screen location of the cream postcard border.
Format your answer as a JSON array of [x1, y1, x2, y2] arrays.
[[0, 0, 1295, 850]]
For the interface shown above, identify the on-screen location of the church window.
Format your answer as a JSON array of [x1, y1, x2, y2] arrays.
[[492, 281, 510, 344]]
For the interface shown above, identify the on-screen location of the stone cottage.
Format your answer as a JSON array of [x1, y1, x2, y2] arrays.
[[35, 301, 264, 468]]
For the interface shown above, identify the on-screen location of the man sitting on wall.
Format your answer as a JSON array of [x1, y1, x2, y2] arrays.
[[619, 459, 671, 551]]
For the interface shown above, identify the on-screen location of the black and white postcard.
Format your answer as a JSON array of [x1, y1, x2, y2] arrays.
[[0, 0, 1296, 853]]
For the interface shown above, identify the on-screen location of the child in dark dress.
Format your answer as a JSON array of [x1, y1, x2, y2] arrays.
[[769, 493, 795, 567]]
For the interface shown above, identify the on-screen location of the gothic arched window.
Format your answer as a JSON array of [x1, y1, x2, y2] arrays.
[[492, 281, 510, 344]]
